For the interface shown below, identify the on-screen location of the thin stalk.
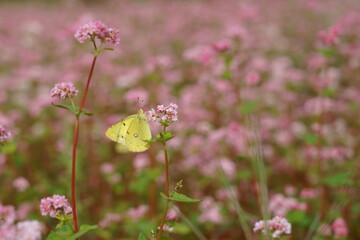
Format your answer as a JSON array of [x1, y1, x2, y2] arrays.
[[316, 67, 326, 220], [157, 202, 169, 240], [157, 126, 170, 240], [173, 205, 207, 240], [304, 214, 320, 240], [246, 115, 270, 239], [219, 169, 252, 240], [70, 45, 98, 233], [71, 115, 80, 233]]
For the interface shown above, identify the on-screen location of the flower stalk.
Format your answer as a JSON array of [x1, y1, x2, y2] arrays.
[[157, 132, 170, 240]]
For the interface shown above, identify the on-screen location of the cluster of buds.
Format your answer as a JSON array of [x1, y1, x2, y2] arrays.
[[253, 216, 291, 239], [40, 195, 72, 218], [74, 20, 120, 45], [0, 125, 11, 143], [147, 103, 178, 127], [149, 230, 157, 240], [50, 82, 79, 99], [318, 24, 341, 46], [174, 180, 183, 192]]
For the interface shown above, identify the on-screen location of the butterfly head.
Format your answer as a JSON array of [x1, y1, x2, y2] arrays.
[[137, 109, 147, 120]]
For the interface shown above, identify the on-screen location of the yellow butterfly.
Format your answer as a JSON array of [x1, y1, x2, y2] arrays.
[[106, 109, 152, 152]]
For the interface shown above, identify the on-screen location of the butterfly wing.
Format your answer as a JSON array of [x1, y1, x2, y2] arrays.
[[125, 114, 152, 152], [105, 115, 137, 144]]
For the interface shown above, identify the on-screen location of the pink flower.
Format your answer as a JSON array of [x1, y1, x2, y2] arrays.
[[166, 208, 179, 221], [269, 194, 307, 216], [126, 205, 148, 221], [0, 225, 16, 240], [318, 24, 341, 46], [183, 45, 215, 65], [317, 223, 332, 236], [16, 220, 43, 240], [124, 88, 149, 104], [0, 204, 16, 225], [300, 188, 319, 199], [332, 218, 348, 238], [158, 224, 174, 232], [50, 82, 79, 99], [16, 203, 32, 221], [147, 103, 178, 126], [133, 153, 149, 173], [0, 125, 11, 143], [74, 20, 120, 45], [245, 71, 260, 86], [212, 39, 231, 52], [40, 195, 72, 218], [199, 197, 223, 224], [253, 216, 291, 239], [12, 177, 30, 192], [99, 213, 122, 228], [100, 163, 115, 174]]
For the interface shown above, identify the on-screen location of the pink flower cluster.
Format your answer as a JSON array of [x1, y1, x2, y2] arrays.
[[0, 125, 11, 142], [166, 208, 180, 221], [253, 216, 291, 239], [12, 177, 30, 192], [40, 195, 72, 217], [268, 194, 307, 216], [212, 39, 232, 52], [317, 218, 349, 238], [0, 204, 16, 225], [147, 103, 178, 126], [50, 82, 79, 99], [198, 197, 222, 224], [126, 205, 148, 221], [15, 221, 43, 240], [74, 20, 120, 45], [318, 24, 341, 46], [0, 204, 43, 240], [332, 218, 348, 238]]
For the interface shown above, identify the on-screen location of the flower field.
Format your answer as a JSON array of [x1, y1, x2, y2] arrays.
[[0, 0, 359, 239]]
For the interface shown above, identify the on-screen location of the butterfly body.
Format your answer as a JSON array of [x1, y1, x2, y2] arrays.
[[106, 110, 151, 152]]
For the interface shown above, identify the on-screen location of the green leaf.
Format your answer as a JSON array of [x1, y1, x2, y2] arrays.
[[351, 204, 360, 214], [138, 233, 147, 240], [162, 131, 174, 142], [172, 222, 190, 235], [0, 141, 17, 154], [52, 104, 77, 115], [47, 224, 73, 240], [235, 155, 247, 162], [317, 48, 333, 59], [160, 192, 201, 203], [323, 172, 354, 187], [79, 109, 94, 116], [148, 138, 159, 143], [104, 48, 114, 51], [322, 88, 336, 98], [304, 133, 318, 145], [221, 70, 232, 80], [154, 131, 174, 143], [235, 169, 251, 180], [65, 225, 97, 240], [240, 100, 260, 114], [287, 210, 311, 227]]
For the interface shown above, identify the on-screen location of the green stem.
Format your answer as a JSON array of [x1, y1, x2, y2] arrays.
[[62, 213, 74, 232], [157, 126, 170, 240]]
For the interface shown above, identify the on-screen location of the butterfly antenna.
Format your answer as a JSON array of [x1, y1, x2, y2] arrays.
[[136, 97, 147, 109]]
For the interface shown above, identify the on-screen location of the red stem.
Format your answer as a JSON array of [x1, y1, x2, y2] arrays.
[[71, 55, 98, 233]]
